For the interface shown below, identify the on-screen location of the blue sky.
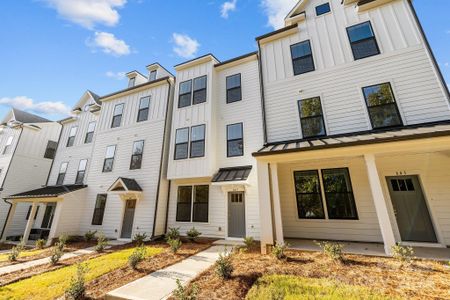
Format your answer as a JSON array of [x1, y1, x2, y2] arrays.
[[0, 0, 448, 120]]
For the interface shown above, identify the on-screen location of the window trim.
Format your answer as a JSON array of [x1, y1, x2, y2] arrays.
[[175, 185, 209, 223], [75, 159, 88, 184], [192, 75, 207, 105], [178, 80, 192, 108], [56, 162, 68, 185], [226, 122, 244, 157], [111, 103, 124, 128], [149, 70, 157, 81], [84, 122, 96, 144], [346, 21, 380, 61], [290, 40, 315, 76], [91, 194, 107, 225], [130, 140, 144, 170], [102, 145, 116, 173], [128, 77, 136, 88], [315, 2, 331, 16], [293, 170, 325, 219], [174, 127, 190, 160], [66, 126, 78, 147], [44, 140, 58, 159], [226, 73, 242, 104], [137, 96, 151, 123], [190, 125, 206, 158], [297, 97, 327, 139]]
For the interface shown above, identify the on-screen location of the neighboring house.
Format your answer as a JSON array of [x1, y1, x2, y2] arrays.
[[0, 109, 61, 241]]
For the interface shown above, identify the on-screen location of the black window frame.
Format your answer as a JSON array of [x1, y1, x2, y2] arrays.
[[298, 97, 327, 139], [174, 127, 189, 160], [130, 140, 144, 170], [137, 96, 150, 122], [175, 185, 209, 223], [190, 125, 206, 158], [25, 205, 39, 221], [293, 170, 325, 219], [227, 123, 244, 157], [66, 126, 78, 147], [56, 162, 68, 185], [111, 103, 124, 128], [290, 40, 315, 76], [178, 80, 192, 108], [346, 21, 380, 60], [193, 75, 207, 105], [176, 186, 193, 222], [315, 2, 331, 16], [84, 122, 96, 144], [91, 194, 107, 225], [102, 145, 116, 173], [75, 159, 87, 185], [192, 185, 209, 223], [44, 140, 58, 159], [226, 73, 242, 103]]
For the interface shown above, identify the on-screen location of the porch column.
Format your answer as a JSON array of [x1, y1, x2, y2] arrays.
[[364, 154, 396, 255], [270, 163, 284, 245], [257, 160, 274, 254], [1, 202, 17, 242], [47, 201, 63, 246], [22, 202, 38, 244]]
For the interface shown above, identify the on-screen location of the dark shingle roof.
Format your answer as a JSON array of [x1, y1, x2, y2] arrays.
[[8, 185, 87, 199], [109, 178, 143, 192], [12, 108, 51, 123], [212, 166, 252, 182]]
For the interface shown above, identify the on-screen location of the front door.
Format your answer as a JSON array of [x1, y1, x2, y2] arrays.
[[387, 176, 437, 243], [120, 199, 136, 239], [228, 192, 245, 238]]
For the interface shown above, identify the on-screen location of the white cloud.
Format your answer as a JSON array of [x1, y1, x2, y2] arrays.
[[88, 32, 131, 56], [0, 96, 70, 116], [106, 71, 126, 80], [172, 33, 200, 59], [444, 62, 449, 67], [44, 0, 127, 29], [260, 0, 297, 29], [221, 0, 237, 18]]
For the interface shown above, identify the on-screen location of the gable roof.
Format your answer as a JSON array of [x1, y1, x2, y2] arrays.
[[6, 108, 52, 124], [285, 0, 308, 21], [72, 90, 101, 111], [108, 177, 143, 192]]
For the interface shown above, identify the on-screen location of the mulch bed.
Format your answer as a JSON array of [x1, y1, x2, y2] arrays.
[[178, 245, 450, 300], [0, 244, 14, 251]]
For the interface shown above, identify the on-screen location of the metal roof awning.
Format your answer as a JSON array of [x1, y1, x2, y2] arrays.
[[211, 166, 252, 185], [7, 185, 87, 200], [108, 178, 143, 193]]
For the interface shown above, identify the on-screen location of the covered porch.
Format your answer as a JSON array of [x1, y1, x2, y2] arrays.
[[254, 122, 450, 256]]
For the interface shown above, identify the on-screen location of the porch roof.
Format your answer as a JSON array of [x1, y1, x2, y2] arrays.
[[7, 184, 87, 199], [108, 177, 142, 192], [253, 121, 450, 157], [212, 166, 252, 182]]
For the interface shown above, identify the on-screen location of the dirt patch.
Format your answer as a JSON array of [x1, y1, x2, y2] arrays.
[[0, 244, 14, 251], [177, 245, 450, 300]]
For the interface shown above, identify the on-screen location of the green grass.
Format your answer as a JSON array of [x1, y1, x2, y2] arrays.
[[0, 249, 48, 262], [246, 275, 393, 300], [0, 246, 163, 300]]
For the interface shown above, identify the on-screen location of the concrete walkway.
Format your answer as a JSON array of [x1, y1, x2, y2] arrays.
[[106, 245, 230, 300]]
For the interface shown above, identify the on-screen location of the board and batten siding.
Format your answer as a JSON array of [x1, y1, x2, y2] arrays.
[[261, 0, 450, 143]]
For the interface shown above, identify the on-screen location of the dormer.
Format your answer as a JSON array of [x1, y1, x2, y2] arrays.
[[72, 90, 101, 115], [126, 71, 147, 88], [146, 63, 174, 82], [284, 0, 308, 27]]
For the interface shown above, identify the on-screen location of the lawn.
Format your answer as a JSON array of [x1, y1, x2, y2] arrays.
[[0, 246, 163, 300]]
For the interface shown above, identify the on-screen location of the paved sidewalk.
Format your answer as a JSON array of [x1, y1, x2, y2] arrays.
[[106, 245, 230, 300]]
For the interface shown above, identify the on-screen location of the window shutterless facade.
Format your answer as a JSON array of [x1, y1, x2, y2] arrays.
[[75, 159, 87, 184], [226, 74, 242, 103], [362, 82, 402, 129], [298, 97, 326, 138], [102, 145, 116, 172], [293, 170, 325, 219], [149, 70, 157, 81], [137, 96, 150, 122], [176, 185, 209, 223], [92, 194, 107, 225], [193, 75, 207, 105], [2, 136, 13, 155], [44, 140, 58, 159], [111, 103, 124, 128], [66, 126, 78, 147], [84, 122, 96, 144], [315, 2, 330, 16], [190, 125, 205, 158], [290, 40, 315, 76], [56, 162, 68, 185], [174, 128, 189, 160], [178, 80, 192, 108], [347, 21, 380, 60], [227, 123, 244, 157], [130, 140, 144, 170]]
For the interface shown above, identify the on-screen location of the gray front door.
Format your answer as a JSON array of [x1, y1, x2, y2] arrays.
[[387, 176, 437, 243], [228, 192, 245, 238], [120, 199, 136, 239]]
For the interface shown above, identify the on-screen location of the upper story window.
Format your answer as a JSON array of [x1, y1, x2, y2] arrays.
[[226, 74, 242, 103], [66, 126, 77, 147], [128, 77, 136, 88], [298, 97, 326, 138], [174, 128, 189, 160], [102, 145, 116, 172], [56, 162, 68, 185], [190, 125, 206, 158], [362, 83, 402, 129], [227, 123, 244, 157], [2, 136, 13, 155], [75, 159, 87, 184], [193, 76, 207, 105], [178, 80, 192, 108], [111, 103, 124, 128], [315, 3, 331, 16], [291, 40, 315, 76], [85, 122, 96, 144], [176, 185, 209, 223], [130, 140, 144, 170], [137, 96, 150, 122], [149, 70, 157, 81], [44, 140, 58, 159], [347, 21, 380, 60]]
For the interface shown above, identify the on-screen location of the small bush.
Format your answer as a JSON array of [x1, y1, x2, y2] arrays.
[[186, 227, 201, 242], [173, 278, 199, 300], [17, 238, 26, 252], [8, 246, 20, 262], [65, 263, 88, 300], [35, 239, 46, 249], [165, 227, 180, 241], [132, 232, 148, 246], [215, 252, 233, 280], [272, 242, 288, 260], [243, 237, 254, 250], [167, 238, 182, 254], [57, 234, 68, 251], [95, 232, 108, 253], [128, 246, 147, 270], [316, 241, 344, 261], [84, 230, 97, 242], [50, 246, 64, 265], [391, 243, 414, 264]]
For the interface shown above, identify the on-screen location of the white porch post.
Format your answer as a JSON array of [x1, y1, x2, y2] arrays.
[[270, 163, 284, 245], [22, 202, 38, 244], [1, 202, 17, 242], [47, 201, 63, 246], [257, 160, 274, 254], [364, 154, 396, 255]]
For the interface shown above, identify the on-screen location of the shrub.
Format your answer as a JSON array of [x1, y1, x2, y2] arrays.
[[165, 227, 180, 241], [57, 234, 68, 251], [84, 230, 97, 242], [168, 238, 182, 254], [272, 242, 288, 260], [132, 232, 148, 246], [316, 241, 344, 261], [128, 246, 147, 270], [65, 264, 88, 300], [215, 252, 233, 280], [186, 227, 201, 242], [95, 232, 108, 253], [173, 279, 199, 300], [17, 238, 26, 252], [50, 246, 64, 265], [8, 246, 20, 262], [35, 239, 46, 250], [243, 236, 254, 250], [391, 243, 414, 264]]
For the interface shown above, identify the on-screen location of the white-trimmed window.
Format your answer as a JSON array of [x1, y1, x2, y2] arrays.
[[85, 122, 96, 144], [176, 185, 209, 223], [75, 159, 87, 184], [102, 145, 116, 172], [66, 126, 77, 147], [130, 140, 144, 170], [111, 104, 124, 128], [315, 2, 330, 16], [137, 96, 150, 122], [56, 162, 68, 185]]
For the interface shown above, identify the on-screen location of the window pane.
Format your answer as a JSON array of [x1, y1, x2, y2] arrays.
[[315, 2, 330, 16], [227, 123, 243, 140], [87, 122, 96, 133], [227, 87, 242, 103], [176, 128, 189, 143], [92, 194, 107, 225], [114, 104, 124, 116], [69, 127, 77, 137], [191, 125, 205, 141], [175, 144, 188, 160], [299, 97, 322, 118], [139, 97, 150, 109], [44, 140, 58, 159], [226, 74, 241, 89], [293, 56, 315, 75], [294, 170, 325, 219], [190, 141, 205, 158], [299, 97, 325, 138], [111, 115, 122, 128], [103, 158, 114, 172], [291, 41, 312, 59], [351, 39, 379, 60], [128, 77, 135, 88], [368, 104, 402, 128], [75, 171, 85, 184], [133, 141, 144, 155], [347, 22, 374, 43], [130, 155, 142, 170], [193, 89, 207, 104], [60, 162, 68, 173], [176, 186, 192, 222], [193, 76, 207, 91], [178, 94, 191, 108], [149, 70, 157, 81], [322, 168, 358, 219], [228, 139, 243, 157], [193, 185, 209, 222], [137, 108, 149, 122], [78, 159, 87, 171], [301, 117, 325, 138], [363, 83, 395, 107], [106, 145, 116, 158]]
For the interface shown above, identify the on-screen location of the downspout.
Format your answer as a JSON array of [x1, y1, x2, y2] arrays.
[[163, 180, 171, 235], [257, 41, 269, 145]]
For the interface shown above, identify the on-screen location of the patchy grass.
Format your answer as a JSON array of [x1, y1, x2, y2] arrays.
[[0, 246, 163, 300], [246, 275, 392, 300], [0, 249, 48, 262]]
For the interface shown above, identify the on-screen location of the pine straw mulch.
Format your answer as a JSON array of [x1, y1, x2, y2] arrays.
[[85, 238, 214, 299], [180, 246, 450, 300]]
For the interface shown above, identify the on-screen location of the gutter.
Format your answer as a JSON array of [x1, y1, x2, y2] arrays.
[[256, 42, 269, 145]]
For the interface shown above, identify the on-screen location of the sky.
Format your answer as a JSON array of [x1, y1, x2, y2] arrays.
[[0, 0, 448, 121]]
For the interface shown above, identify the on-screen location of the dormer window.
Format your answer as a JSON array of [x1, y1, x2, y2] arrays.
[[315, 3, 331, 16], [128, 77, 136, 88], [66, 126, 78, 147], [149, 70, 157, 81]]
